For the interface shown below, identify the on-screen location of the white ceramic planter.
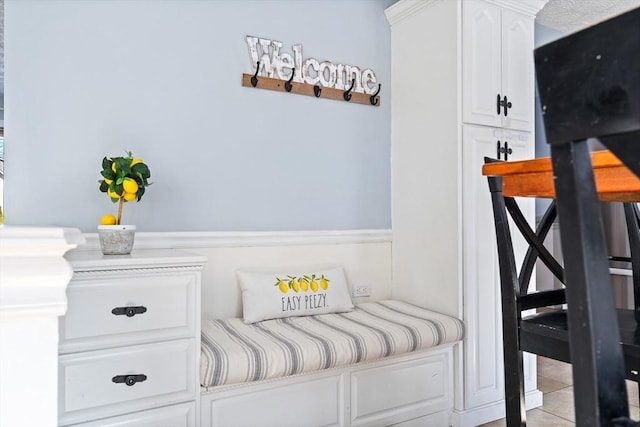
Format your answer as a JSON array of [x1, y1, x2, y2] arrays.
[[97, 225, 136, 255]]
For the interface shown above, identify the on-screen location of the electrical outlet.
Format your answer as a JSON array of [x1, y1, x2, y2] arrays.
[[352, 285, 371, 297]]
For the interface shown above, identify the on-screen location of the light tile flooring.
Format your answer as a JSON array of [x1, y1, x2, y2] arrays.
[[480, 356, 640, 426]]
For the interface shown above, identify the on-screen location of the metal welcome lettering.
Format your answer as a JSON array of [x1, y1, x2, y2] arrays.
[[246, 36, 379, 95]]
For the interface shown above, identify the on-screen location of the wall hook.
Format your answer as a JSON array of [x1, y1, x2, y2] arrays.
[[251, 62, 260, 87], [285, 69, 295, 92], [314, 85, 322, 97], [343, 80, 355, 101], [369, 83, 381, 105]]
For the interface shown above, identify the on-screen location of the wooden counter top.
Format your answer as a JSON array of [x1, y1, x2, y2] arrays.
[[482, 150, 640, 202]]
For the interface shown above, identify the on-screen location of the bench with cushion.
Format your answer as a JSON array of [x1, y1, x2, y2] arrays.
[[199, 300, 464, 427]]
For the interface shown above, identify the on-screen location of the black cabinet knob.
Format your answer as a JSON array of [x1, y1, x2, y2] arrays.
[[112, 374, 147, 386], [111, 306, 147, 317]]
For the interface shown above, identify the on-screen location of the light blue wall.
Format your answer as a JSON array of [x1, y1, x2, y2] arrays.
[[5, 0, 393, 232]]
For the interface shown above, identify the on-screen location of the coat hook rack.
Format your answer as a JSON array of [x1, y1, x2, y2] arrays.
[[343, 81, 355, 101], [284, 69, 295, 92], [250, 62, 260, 87], [370, 84, 381, 106], [241, 70, 381, 107]]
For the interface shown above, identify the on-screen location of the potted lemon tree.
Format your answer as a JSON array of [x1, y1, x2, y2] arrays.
[[97, 151, 151, 254]]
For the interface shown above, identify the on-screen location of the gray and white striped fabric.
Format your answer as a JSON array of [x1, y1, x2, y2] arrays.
[[200, 300, 464, 388]]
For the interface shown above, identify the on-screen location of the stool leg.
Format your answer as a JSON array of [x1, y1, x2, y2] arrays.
[[489, 180, 527, 426], [550, 140, 629, 425]]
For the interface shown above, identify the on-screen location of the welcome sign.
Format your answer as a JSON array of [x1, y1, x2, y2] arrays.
[[245, 36, 380, 96]]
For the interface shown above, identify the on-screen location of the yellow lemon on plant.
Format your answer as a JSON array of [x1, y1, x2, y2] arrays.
[[122, 178, 138, 194], [107, 189, 120, 199], [100, 214, 117, 225], [130, 158, 143, 167], [111, 162, 117, 173], [104, 178, 113, 185], [123, 192, 137, 202]]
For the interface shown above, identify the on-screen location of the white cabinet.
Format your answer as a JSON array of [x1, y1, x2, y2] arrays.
[[59, 250, 206, 426], [462, 124, 535, 409], [462, 0, 535, 132], [385, 1, 545, 425]]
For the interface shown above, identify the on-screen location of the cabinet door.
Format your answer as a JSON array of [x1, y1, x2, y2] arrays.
[[501, 9, 535, 132], [462, 125, 534, 408], [462, 0, 502, 128]]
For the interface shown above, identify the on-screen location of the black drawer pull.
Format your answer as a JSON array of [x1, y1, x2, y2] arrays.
[[497, 140, 513, 161], [111, 306, 147, 317], [497, 94, 513, 116], [112, 374, 147, 386]]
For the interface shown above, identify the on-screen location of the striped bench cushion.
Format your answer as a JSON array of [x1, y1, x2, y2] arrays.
[[200, 300, 464, 388]]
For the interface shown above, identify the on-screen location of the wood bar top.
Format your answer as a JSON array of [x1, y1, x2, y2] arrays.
[[482, 150, 640, 202]]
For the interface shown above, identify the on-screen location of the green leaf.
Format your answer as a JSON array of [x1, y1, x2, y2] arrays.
[[114, 182, 123, 196], [137, 186, 146, 201], [133, 172, 144, 183], [99, 180, 109, 192], [113, 157, 131, 175], [101, 169, 115, 180], [116, 177, 123, 185], [132, 163, 150, 179], [101, 156, 111, 170]]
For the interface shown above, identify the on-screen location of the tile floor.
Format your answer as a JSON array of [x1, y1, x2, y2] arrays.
[[480, 356, 640, 426]]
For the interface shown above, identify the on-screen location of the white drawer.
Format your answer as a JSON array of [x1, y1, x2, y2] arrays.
[[59, 339, 196, 425], [71, 402, 195, 427], [350, 351, 453, 426], [204, 374, 345, 427], [60, 273, 196, 352]]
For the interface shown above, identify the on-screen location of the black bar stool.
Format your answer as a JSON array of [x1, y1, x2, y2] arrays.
[[535, 7, 640, 426]]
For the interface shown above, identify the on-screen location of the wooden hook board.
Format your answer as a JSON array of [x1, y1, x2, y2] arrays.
[[241, 74, 380, 107]]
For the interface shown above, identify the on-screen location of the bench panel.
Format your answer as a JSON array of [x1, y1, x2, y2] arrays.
[[203, 374, 345, 427], [200, 346, 456, 427], [351, 351, 452, 426]]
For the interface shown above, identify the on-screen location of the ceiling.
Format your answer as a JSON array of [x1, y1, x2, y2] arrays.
[[536, 0, 640, 33]]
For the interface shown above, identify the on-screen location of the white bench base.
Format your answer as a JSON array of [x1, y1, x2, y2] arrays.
[[200, 344, 456, 427]]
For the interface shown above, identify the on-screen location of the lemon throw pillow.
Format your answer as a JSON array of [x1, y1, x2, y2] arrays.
[[237, 266, 354, 324]]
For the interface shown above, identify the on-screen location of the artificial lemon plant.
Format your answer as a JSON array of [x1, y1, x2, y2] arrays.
[[98, 151, 151, 225]]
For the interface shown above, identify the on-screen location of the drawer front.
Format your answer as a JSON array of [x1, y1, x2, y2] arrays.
[[203, 375, 345, 427], [60, 272, 196, 351], [59, 339, 196, 425], [72, 402, 195, 427], [350, 350, 453, 426]]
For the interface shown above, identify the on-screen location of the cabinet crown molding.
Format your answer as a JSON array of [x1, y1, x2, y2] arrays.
[[385, 0, 548, 27], [385, 0, 440, 26], [0, 227, 84, 317], [484, 0, 548, 16]]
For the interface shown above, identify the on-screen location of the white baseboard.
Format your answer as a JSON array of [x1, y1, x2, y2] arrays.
[[450, 389, 543, 427]]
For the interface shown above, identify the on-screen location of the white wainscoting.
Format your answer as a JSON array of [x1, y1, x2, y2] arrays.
[[73, 229, 393, 319]]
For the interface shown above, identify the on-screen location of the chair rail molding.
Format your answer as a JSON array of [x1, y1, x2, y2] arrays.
[[77, 229, 392, 251]]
